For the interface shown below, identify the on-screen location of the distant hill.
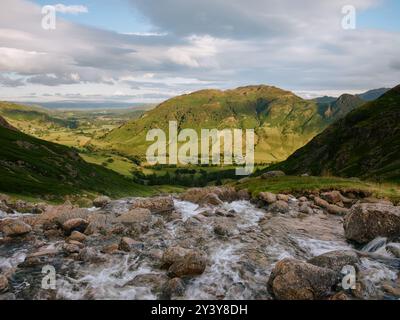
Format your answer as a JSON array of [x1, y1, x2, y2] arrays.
[[357, 88, 390, 102], [103, 85, 364, 163], [0, 101, 77, 129], [0, 116, 152, 198], [272, 85, 400, 182]]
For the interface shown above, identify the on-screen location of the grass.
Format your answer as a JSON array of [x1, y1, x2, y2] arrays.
[[233, 175, 400, 203]]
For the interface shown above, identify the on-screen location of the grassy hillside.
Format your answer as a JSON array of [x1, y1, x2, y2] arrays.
[[0, 101, 76, 130], [234, 176, 400, 203], [271, 85, 400, 182], [0, 116, 161, 199], [104, 85, 364, 163]]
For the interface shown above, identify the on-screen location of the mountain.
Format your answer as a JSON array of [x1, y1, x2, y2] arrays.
[[314, 96, 337, 104], [0, 101, 77, 130], [272, 85, 400, 182], [103, 85, 364, 163], [357, 88, 390, 102], [0, 116, 151, 198], [319, 94, 365, 120]]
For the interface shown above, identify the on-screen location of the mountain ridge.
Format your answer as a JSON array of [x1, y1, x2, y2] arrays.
[[271, 85, 400, 182], [102, 85, 365, 163]]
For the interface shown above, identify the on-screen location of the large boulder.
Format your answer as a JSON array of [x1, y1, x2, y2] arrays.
[[119, 237, 144, 252], [268, 201, 289, 214], [0, 219, 32, 237], [130, 197, 174, 214], [308, 250, 360, 273], [180, 187, 240, 205], [62, 218, 89, 234], [116, 208, 152, 225], [314, 197, 349, 215], [344, 203, 400, 244], [259, 192, 277, 204], [36, 204, 90, 227], [267, 259, 338, 300], [167, 250, 207, 278]]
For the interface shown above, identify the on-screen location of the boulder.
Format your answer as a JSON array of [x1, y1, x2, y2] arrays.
[[119, 237, 144, 252], [168, 250, 207, 278], [62, 243, 81, 254], [162, 246, 190, 267], [92, 196, 111, 208], [131, 196, 174, 214], [314, 197, 349, 215], [0, 275, 8, 293], [344, 203, 400, 244], [321, 191, 345, 205], [78, 248, 106, 264], [0, 219, 32, 237], [101, 243, 120, 254], [261, 171, 285, 179], [68, 231, 87, 242], [268, 259, 338, 300], [299, 203, 313, 215], [162, 278, 186, 298], [37, 204, 89, 227], [200, 193, 223, 206], [268, 201, 289, 214], [180, 187, 238, 204], [213, 222, 235, 237], [116, 208, 152, 225], [277, 194, 289, 202], [62, 218, 89, 234], [308, 250, 360, 273], [259, 192, 277, 204]]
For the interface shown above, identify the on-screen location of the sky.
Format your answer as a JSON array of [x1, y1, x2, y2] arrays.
[[0, 0, 399, 103]]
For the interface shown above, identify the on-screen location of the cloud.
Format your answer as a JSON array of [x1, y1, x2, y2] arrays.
[[0, 0, 398, 103]]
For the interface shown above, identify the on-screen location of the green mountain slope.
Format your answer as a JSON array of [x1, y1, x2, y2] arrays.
[[272, 85, 400, 182], [357, 88, 390, 101], [0, 101, 76, 129], [104, 85, 364, 163], [0, 116, 152, 198]]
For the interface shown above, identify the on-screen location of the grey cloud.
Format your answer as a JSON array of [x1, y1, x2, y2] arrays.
[[0, 74, 25, 87]]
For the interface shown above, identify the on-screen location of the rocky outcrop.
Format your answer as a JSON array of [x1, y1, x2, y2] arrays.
[[344, 203, 400, 244], [267, 259, 338, 300]]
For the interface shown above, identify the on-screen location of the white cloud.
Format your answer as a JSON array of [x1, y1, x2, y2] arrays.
[[0, 0, 398, 102]]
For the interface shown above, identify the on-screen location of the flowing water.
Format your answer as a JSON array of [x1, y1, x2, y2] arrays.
[[1, 199, 399, 300]]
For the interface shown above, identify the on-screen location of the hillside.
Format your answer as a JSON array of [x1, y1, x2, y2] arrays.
[[104, 85, 364, 163], [0, 116, 154, 198], [271, 85, 400, 182], [357, 88, 390, 101], [0, 101, 76, 130]]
